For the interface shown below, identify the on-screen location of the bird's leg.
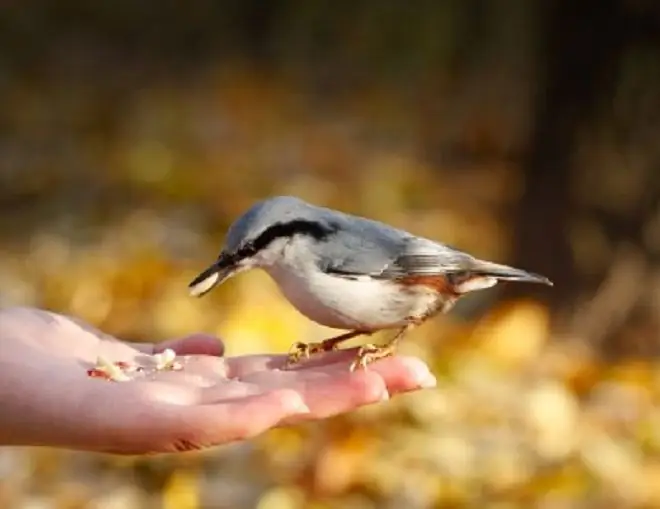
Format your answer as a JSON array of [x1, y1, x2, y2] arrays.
[[349, 321, 418, 372], [286, 330, 369, 367]]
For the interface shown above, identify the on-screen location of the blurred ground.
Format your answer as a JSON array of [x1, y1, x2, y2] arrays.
[[1, 2, 660, 508]]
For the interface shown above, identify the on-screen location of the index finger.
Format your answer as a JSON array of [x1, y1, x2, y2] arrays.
[[224, 347, 363, 378]]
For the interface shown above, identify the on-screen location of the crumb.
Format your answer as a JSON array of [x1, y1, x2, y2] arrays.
[[86, 368, 113, 380], [87, 356, 131, 382], [153, 348, 183, 371], [86, 349, 183, 381], [114, 361, 143, 373]]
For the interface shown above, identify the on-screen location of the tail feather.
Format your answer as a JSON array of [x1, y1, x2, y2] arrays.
[[471, 260, 553, 286]]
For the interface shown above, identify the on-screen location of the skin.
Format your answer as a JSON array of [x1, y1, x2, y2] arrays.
[[0, 307, 437, 455]]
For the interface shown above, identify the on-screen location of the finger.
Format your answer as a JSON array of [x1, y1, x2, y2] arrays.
[[136, 334, 226, 357], [223, 353, 291, 377], [290, 353, 437, 396], [170, 389, 310, 449], [224, 360, 390, 420], [286, 368, 389, 422], [285, 348, 364, 370], [159, 334, 226, 357], [224, 347, 363, 378], [364, 355, 437, 394], [223, 356, 435, 424]]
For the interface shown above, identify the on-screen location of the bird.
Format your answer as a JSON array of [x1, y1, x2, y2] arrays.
[[188, 196, 552, 371]]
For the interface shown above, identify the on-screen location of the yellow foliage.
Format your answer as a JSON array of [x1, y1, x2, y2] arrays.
[[219, 272, 313, 355], [608, 360, 656, 387], [257, 486, 306, 509], [163, 469, 199, 509], [471, 300, 550, 369], [1, 65, 657, 509], [524, 381, 579, 461]]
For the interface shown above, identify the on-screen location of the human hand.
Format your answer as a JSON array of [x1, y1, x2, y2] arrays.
[[0, 307, 436, 455]]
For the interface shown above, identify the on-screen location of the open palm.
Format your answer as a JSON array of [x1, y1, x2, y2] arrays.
[[0, 307, 436, 455]]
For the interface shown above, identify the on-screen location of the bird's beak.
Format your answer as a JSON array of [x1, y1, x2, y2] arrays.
[[188, 255, 241, 297], [470, 259, 553, 286]]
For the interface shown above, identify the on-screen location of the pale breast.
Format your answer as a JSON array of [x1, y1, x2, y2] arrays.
[[265, 264, 443, 331]]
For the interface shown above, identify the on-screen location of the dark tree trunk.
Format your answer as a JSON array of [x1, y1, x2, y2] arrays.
[[505, 0, 631, 310]]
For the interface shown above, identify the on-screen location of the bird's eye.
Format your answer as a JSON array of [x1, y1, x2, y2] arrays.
[[231, 241, 253, 261], [240, 242, 256, 257]]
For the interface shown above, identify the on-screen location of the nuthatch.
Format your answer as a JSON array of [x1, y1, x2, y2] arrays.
[[189, 196, 552, 371]]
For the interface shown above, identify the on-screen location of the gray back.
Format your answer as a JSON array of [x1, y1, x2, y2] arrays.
[[226, 195, 474, 278]]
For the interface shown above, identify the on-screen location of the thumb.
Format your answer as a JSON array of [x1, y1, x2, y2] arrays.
[[155, 334, 225, 357]]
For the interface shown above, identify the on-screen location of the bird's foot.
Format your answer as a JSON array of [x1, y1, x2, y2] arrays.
[[286, 330, 367, 369], [286, 340, 335, 367], [349, 343, 397, 372]]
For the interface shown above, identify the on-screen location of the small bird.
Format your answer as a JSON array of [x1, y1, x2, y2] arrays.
[[189, 196, 552, 371]]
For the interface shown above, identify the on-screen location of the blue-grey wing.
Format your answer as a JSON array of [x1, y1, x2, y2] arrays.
[[317, 223, 404, 278], [320, 220, 473, 280], [379, 243, 473, 278]]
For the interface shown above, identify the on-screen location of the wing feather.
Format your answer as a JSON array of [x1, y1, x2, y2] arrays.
[[320, 218, 473, 280], [378, 242, 473, 279]]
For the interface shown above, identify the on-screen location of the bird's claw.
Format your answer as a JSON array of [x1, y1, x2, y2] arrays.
[[286, 341, 309, 368], [286, 331, 373, 370], [349, 343, 396, 372], [286, 341, 328, 368]]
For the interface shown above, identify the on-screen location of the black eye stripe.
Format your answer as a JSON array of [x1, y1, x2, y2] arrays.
[[232, 220, 338, 261]]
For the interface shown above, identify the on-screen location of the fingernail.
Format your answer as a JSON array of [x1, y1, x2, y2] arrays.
[[284, 394, 311, 414], [379, 390, 390, 401], [417, 372, 437, 389], [295, 402, 311, 414]]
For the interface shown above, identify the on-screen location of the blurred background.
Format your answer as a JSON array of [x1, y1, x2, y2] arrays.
[[1, 0, 660, 507]]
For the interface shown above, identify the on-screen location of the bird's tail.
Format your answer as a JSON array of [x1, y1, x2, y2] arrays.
[[471, 259, 553, 286]]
